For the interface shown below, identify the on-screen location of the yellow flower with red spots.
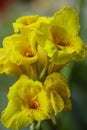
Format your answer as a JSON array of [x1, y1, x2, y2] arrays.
[[3, 32, 38, 65], [1, 75, 51, 129], [35, 7, 86, 65]]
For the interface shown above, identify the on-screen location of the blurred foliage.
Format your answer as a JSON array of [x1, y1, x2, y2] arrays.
[[0, 0, 87, 130]]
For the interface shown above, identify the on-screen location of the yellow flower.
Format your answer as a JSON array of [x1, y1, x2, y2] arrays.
[[1, 75, 51, 130], [44, 72, 72, 115], [13, 15, 51, 32], [0, 48, 22, 76], [3, 32, 38, 65], [36, 6, 86, 65], [13, 15, 39, 32]]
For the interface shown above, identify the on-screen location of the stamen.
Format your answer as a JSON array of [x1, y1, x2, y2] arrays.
[[20, 45, 34, 57], [29, 101, 40, 109]]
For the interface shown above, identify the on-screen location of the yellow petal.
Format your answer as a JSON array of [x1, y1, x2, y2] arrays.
[[52, 6, 80, 36], [13, 15, 39, 32], [70, 36, 86, 61], [1, 98, 33, 130], [0, 48, 22, 76], [0, 48, 7, 74], [4, 61, 22, 77], [51, 91, 64, 115]]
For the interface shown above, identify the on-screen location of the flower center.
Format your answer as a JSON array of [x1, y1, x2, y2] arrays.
[[23, 95, 40, 110], [29, 101, 40, 109], [20, 45, 34, 57], [51, 26, 70, 49]]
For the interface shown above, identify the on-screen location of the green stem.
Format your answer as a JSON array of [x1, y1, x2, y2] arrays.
[[31, 63, 39, 80], [29, 121, 41, 130], [29, 123, 35, 130], [35, 121, 41, 130], [51, 114, 59, 130], [39, 59, 48, 82]]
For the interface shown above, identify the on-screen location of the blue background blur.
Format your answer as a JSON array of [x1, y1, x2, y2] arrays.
[[0, 0, 87, 130]]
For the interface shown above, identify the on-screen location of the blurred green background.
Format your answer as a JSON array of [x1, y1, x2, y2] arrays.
[[0, 0, 87, 130]]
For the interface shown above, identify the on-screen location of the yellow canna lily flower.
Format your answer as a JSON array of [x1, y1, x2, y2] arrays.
[[1, 75, 51, 130], [13, 15, 39, 32], [44, 72, 72, 115], [35, 6, 86, 65], [3, 32, 38, 66], [13, 15, 51, 33]]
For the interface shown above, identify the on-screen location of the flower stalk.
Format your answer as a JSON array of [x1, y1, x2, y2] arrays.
[[51, 114, 59, 130], [35, 121, 41, 130], [29, 123, 35, 130], [39, 59, 48, 82], [29, 121, 41, 130]]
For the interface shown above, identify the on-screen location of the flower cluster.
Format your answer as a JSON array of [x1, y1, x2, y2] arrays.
[[0, 6, 86, 130]]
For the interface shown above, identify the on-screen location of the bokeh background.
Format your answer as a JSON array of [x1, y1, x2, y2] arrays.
[[0, 0, 87, 130]]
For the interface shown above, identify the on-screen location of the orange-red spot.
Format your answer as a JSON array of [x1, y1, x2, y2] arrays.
[[22, 94, 40, 110], [29, 101, 40, 109], [20, 45, 34, 58], [51, 26, 70, 48]]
